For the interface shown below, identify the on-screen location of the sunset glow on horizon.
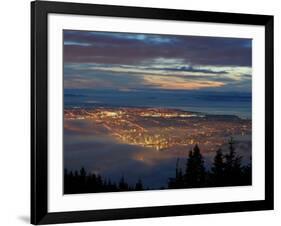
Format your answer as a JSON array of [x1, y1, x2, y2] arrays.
[[64, 30, 252, 92]]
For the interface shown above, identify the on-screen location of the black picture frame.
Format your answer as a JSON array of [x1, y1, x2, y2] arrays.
[[31, 0, 274, 224]]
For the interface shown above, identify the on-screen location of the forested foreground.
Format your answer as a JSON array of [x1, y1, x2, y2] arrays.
[[64, 138, 251, 194]]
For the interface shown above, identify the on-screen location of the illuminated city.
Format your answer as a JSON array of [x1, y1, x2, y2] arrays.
[[64, 107, 251, 153]]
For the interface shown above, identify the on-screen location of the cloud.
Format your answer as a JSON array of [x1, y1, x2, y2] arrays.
[[143, 75, 225, 90], [152, 65, 227, 74], [64, 62, 251, 91], [64, 30, 252, 67]]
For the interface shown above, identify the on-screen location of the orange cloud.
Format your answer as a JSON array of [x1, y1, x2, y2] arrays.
[[144, 75, 225, 90]]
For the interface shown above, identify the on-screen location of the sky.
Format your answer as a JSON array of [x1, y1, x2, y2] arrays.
[[63, 30, 252, 92]]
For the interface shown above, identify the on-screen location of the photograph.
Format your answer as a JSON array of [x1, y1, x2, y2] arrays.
[[63, 30, 253, 194]]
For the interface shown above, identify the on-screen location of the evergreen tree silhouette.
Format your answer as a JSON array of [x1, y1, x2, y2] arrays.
[[64, 168, 69, 193], [80, 167, 87, 192], [184, 149, 194, 187], [211, 148, 225, 186], [184, 144, 206, 187], [118, 176, 129, 191], [135, 179, 144, 191], [241, 163, 252, 185], [224, 137, 243, 185], [96, 175, 103, 192], [89, 173, 97, 191]]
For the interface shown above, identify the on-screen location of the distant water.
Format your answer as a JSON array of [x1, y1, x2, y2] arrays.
[[64, 89, 252, 119]]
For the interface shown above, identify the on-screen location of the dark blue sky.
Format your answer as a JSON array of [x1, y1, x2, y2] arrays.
[[63, 30, 252, 92]]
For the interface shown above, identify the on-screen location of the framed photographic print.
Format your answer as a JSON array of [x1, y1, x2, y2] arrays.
[[31, 0, 274, 224]]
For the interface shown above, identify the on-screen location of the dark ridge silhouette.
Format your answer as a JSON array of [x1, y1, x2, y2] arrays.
[[64, 138, 251, 194]]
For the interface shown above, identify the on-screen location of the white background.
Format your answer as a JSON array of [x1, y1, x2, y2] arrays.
[[0, 0, 279, 225]]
